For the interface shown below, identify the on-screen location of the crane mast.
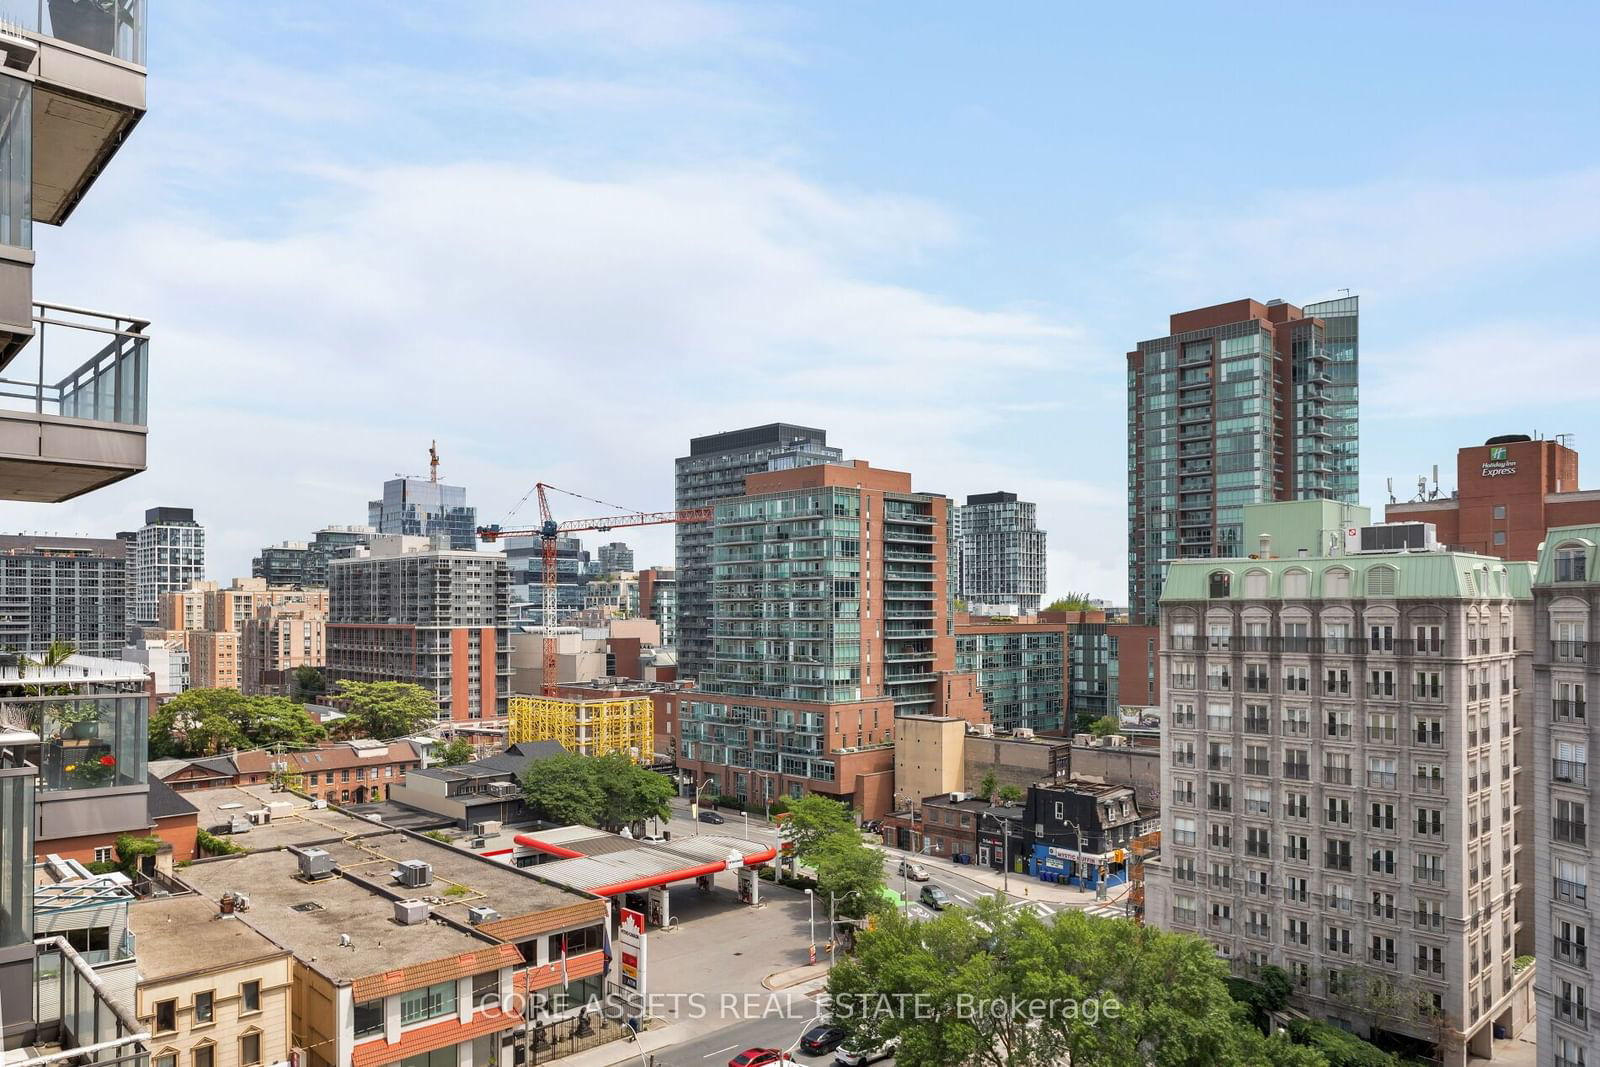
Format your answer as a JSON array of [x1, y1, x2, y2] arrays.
[[478, 483, 710, 697]]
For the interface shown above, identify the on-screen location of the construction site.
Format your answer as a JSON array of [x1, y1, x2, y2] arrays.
[[507, 694, 655, 763]]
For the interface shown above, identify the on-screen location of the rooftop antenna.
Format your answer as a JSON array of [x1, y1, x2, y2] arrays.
[[1386, 477, 1395, 505], [1338, 288, 1351, 297], [429, 441, 440, 484], [1415, 475, 1427, 503], [1429, 465, 1440, 500]]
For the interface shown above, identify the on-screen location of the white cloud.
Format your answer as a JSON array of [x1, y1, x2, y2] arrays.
[[10, 160, 1095, 588], [1127, 167, 1600, 297], [1369, 322, 1600, 417]]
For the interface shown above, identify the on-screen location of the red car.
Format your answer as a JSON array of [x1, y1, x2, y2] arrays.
[[728, 1049, 791, 1067]]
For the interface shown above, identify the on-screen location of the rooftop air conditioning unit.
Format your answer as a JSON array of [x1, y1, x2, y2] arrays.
[[1014, 727, 1035, 740], [467, 905, 501, 926], [229, 816, 252, 834], [948, 792, 966, 803], [1073, 733, 1094, 746], [970, 723, 994, 737], [248, 809, 271, 825], [1105, 735, 1129, 748], [487, 782, 517, 798], [394, 860, 432, 888], [298, 849, 335, 881], [394, 899, 429, 926]]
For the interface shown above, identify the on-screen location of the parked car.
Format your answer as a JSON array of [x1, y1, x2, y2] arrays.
[[920, 884, 951, 910], [729, 1048, 791, 1067], [835, 1035, 900, 1065], [898, 860, 930, 882], [800, 1024, 847, 1054], [699, 810, 726, 824]]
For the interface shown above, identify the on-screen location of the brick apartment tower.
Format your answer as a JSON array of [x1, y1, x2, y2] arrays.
[[670, 459, 985, 817], [1128, 296, 1359, 624]]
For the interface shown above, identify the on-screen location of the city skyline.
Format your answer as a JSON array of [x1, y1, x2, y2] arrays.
[[2, 2, 1598, 603]]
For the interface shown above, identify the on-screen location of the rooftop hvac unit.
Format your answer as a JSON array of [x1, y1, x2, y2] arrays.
[[470, 820, 503, 837], [469, 837, 488, 849], [486, 781, 518, 798], [394, 899, 429, 926], [393, 859, 432, 888], [467, 905, 501, 926], [1345, 522, 1439, 555], [1014, 727, 1035, 740], [948, 792, 966, 803], [970, 723, 994, 737], [1073, 733, 1094, 746], [248, 809, 271, 825], [229, 816, 252, 834], [1104, 735, 1129, 748], [298, 849, 335, 881]]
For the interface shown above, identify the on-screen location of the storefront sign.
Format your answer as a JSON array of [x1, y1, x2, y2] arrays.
[[618, 907, 646, 997]]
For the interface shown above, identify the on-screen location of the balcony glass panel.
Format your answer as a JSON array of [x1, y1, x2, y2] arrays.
[[32, 695, 146, 792], [0, 304, 149, 425], [0, 75, 29, 250], [29, 0, 147, 64]]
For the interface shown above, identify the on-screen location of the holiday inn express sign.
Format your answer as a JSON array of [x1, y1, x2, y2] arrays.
[[1482, 445, 1517, 478]]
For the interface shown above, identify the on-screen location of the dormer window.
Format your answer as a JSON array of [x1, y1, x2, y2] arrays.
[[1209, 571, 1232, 598], [1557, 545, 1589, 583]]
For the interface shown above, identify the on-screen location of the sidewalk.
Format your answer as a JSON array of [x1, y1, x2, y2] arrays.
[[883, 842, 1131, 910]]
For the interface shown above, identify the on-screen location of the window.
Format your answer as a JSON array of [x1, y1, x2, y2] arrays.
[[93, 846, 114, 864], [192, 1045, 214, 1067], [1324, 568, 1351, 597], [353, 999, 384, 1039], [1493, 505, 1506, 519], [1556, 544, 1588, 583], [155, 1000, 177, 1034], [1493, 531, 1506, 546], [240, 1033, 261, 1067], [1283, 569, 1309, 598], [193, 991, 214, 1025], [399, 980, 457, 1025], [64, 926, 110, 955], [240, 980, 260, 1014], [156, 1055, 176, 1067], [1366, 566, 1397, 597], [1209, 571, 1232, 598]]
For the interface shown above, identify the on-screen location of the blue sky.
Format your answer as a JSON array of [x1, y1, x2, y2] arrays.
[[9, 1, 1600, 599]]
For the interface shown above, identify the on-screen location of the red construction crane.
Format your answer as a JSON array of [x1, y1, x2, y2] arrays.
[[478, 483, 710, 697]]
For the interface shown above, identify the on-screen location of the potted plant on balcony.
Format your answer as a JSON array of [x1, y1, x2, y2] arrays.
[[64, 752, 117, 788]]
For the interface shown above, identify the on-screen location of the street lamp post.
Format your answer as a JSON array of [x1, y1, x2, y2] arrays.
[[804, 887, 816, 965], [827, 890, 860, 968], [741, 810, 749, 841]]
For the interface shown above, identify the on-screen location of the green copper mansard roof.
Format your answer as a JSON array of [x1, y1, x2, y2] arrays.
[[1161, 552, 1533, 604]]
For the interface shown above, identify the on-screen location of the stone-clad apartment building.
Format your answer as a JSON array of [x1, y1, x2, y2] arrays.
[[1532, 526, 1600, 1067], [1145, 516, 1536, 1063]]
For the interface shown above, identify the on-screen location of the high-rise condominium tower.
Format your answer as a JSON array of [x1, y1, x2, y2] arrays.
[[956, 491, 1046, 616], [131, 507, 205, 637], [1127, 296, 1359, 624], [674, 423, 843, 681]]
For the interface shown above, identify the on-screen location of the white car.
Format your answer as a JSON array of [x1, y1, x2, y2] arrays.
[[897, 860, 930, 882], [835, 1035, 899, 1065]]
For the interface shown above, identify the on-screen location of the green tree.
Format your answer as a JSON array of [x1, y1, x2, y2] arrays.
[[829, 902, 1326, 1067], [1044, 593, 1095, 613], [1088, 715, 1120, 738], [812, 832, 886, 920], [591, 751, 673, 832], [292, 665, 326, 701], [329, 680, 439, 740], [150, 689, 325, 759], [977, 771, 998, 801], [434, 736, 475, 767], [1259, 964, 1293, 1013], [783, 794, 858, 863], [520, 753, 604, 826], [996, 784, 1024, 806]]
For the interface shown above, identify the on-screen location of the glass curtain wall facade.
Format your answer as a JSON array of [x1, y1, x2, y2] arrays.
[[955, 629, 1066, 732], [674, 425, 841, 682], [955, 492, 1047, 616], [368, 478, 476, 550], [1128, 298, 1360, 625]]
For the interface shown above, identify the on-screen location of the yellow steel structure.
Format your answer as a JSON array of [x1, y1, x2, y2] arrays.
[[508, 695, 655, 763]]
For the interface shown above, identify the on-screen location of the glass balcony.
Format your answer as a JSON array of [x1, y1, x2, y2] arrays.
[[0, 303, 148, 501], [0, 655, 147, 793], [0, 0, 146, 64]]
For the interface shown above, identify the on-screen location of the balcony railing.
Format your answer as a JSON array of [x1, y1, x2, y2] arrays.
[[1554, 819, 1588, 846], [1555, 938, 1589, 967], [28, 936, 150, 1066], [0, 303, 149, 426], [1555, 877, 1588, 904], [1555, 759, 1590, 786], [0, 0, 147, 63]]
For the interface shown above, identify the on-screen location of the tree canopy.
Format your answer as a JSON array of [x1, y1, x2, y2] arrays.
[[328, 680, 439, 740], [783, 794, 859, 862], [1044, 593, 1096, 613], [433, 736, 475, 767], [520, 752, 673, 832], [812, 832, 886, 920], [828, 901, 1326, 1067], [150, 689, 326, 759]]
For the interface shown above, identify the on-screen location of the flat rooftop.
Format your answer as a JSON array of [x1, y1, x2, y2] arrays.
[[180, 850, 498, 985], [182, 784, 595, 921], [128, 895, 288, 982]]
